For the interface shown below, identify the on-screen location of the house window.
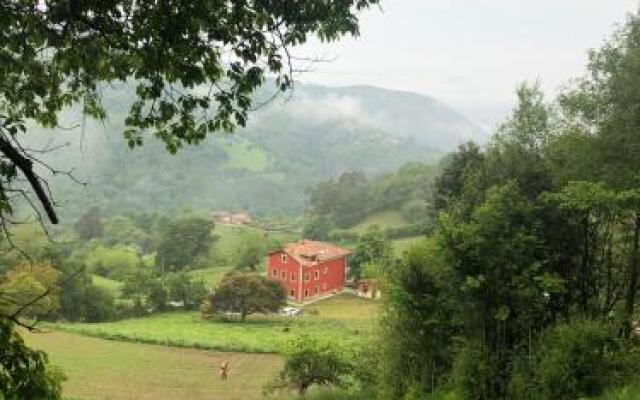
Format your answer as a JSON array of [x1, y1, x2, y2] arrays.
[[314, 285, 320, 293], [281, 270, 287, 279], [314, 270, 320, 280], [290, 289, 295, 297], [290, 273, 296, 282], [271, 269, 278, 277], [304, 272, 310, 282], [304, 289, 309, 297], [281, 253, 288, 263], [323, 267, 328, 274]]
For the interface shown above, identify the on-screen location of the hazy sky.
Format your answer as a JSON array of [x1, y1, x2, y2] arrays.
[[296, 1, 639, 130]]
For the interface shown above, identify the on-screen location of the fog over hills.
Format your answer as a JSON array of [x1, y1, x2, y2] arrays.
[[26, 83, 484, 220]]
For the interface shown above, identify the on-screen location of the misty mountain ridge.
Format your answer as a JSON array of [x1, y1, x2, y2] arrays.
[[26, 82, 483, 220]]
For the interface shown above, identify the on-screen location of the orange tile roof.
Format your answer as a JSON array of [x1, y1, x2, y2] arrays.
[[283, 240, 351, 266]]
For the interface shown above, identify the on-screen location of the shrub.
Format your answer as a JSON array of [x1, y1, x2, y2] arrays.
[[328, 229, 359, 244], [265, 335, 353, 396], [201, 273, 286, 321], [451, 341, 496, 400], [383, 224, 426, 240], [510, 320, 640, 400], [82, 285, 116, 322]]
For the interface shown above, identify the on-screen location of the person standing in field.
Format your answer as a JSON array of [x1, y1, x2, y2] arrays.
[[219, 361, 230, 381]]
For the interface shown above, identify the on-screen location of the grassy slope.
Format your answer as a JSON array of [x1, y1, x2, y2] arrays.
[[349, 210, 408, 234], [210, 224, 299, 267], [188, 266, 234, 288], [91, 274, 124, 297], [54, 294, 379, 353], [392, 236, 427, 255], [23, 330, 282, 400], [219, 140, 270, 172], [209, 225, 262, 266]]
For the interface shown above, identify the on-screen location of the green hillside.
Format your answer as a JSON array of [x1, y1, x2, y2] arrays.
[[23, 83, 480, 222], [349, 210, 408, 234]]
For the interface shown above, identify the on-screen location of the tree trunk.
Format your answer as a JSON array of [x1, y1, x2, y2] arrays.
[[624, 214, 640, 336], [580, 214, 590, 315]]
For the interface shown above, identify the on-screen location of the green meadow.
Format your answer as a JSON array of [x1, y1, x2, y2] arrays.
[[53, 294, 381, 354]]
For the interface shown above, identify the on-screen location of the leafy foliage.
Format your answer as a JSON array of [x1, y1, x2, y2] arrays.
[[201, 273, 285, 321], [74, 207, 104, 240], [0, 0, 380, 227], [0, 322, 64, 399], [376, 21, 640, 396], [265, 335, 353, 396], [1, 262, 61, 320], [155, 216, 214, 271], [306, 162, 438, 236], [349, 226, 394, 279], [510, 320, 640, 400], [165, 272, 207, 310]]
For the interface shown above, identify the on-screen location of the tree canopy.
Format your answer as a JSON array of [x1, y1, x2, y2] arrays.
[[201, 273, 285, 321], [0, 0, 379, 227]]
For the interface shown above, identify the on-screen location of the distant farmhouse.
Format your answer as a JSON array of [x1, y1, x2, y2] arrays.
[[266, 240, 351, 303], [211, 210, 252, 226]]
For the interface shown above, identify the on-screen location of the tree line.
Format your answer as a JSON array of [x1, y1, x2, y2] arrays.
[[375, 14, 640, 399], [303, 162, 437, 240]]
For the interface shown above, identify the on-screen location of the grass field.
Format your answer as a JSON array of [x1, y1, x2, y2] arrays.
[[23, 330, 282, 400], [53, 294, 380, 354], [91, 274, 124, 297], [219, 140, 270, 172], [349, 210, 408, 234], [188, 266, 234, 288], [392, 235, 427, 255], [209, 224, 299, 268]]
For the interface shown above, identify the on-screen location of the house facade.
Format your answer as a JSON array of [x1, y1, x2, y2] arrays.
[[211, 211, 253, 225], [266, 240, 350, 303]]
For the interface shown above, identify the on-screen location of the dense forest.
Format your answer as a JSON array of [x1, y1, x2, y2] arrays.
[[303, 161, 438, 240], [374, 15, 640, 399]]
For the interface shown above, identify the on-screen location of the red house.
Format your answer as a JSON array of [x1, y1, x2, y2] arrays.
[[266, 240, 351, 303]]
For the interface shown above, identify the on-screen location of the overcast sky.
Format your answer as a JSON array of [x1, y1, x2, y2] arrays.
[[295, 1, 639, 131]]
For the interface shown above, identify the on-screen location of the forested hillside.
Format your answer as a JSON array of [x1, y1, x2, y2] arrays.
[[25, 83, 481, 220]]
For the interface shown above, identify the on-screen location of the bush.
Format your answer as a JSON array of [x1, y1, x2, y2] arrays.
[[383, 224, 426, 240], [400, 199, 429, 222], [328, 229, 359, 244], [451, 341, 496, 400], [57, 263, 116, 323], [83, 245, 140, 280], [201, 273, 286, 321], [82, 285, 116, 322], [265, 335, 353, 396], [509, 320, 640, 400]]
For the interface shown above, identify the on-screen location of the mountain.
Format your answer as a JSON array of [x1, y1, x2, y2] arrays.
[[24, 83, 483, 220]]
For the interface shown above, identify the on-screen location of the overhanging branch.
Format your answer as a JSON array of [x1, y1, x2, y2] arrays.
[[0, 136, 58, 224]]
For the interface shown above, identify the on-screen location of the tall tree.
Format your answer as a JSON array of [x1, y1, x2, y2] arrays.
[[74, 206, 104, 240], [561, 11, 640, 331], [349, 226, 394, 280], [201, 273, 285, 321], [155, 216, 213, 271]]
